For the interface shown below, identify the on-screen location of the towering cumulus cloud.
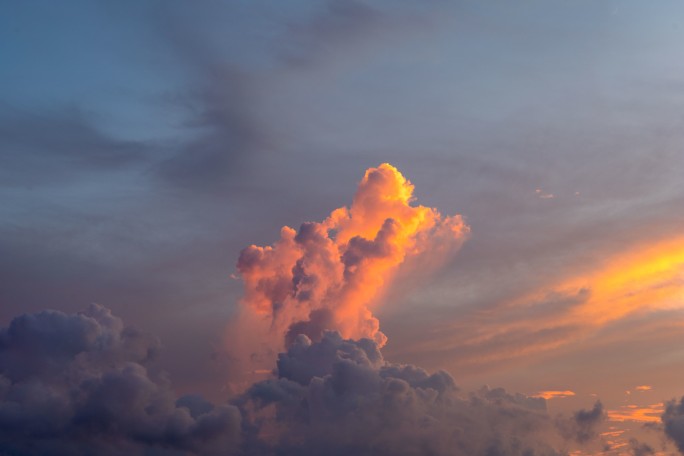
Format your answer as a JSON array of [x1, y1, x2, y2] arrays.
[[234, 163, 468, 361], [227, 164, 613, 455]]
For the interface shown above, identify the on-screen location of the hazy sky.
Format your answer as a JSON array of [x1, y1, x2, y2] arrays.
[[1, 1, 684, 455]]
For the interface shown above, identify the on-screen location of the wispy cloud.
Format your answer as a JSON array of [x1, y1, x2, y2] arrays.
[[535, 390, 576, 400], [393, 235, 684, 369]]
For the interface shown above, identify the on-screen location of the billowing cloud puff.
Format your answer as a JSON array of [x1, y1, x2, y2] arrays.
[[629, 438, 656, 456], [662, 396, 684, 454], [555, 400, 604, 444], [233, 163, 469, 372], [236, 331, 603, 456], [0, 304, 241, 456]]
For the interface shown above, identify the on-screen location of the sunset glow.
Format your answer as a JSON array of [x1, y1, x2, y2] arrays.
[[569, 236, 684, 323], [607, 404, 664, 423], [4, 1, 684, 454], [534, 390, 576, 400]]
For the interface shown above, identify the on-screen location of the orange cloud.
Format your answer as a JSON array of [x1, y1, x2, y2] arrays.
[[535, 188, 555, 199], [230, 164, 468, 369], [499, 236, 684, 345], [534, 390, 576, 400], [635, 385, 652, 392], [399, 234, 684, 370], [607, 403, 663, 423], [564, 236, 684, 325]]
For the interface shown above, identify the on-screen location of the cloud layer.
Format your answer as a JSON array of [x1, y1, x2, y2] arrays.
[[0, 304, 612, 456]]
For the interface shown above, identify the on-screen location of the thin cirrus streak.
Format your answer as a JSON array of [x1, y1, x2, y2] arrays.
[[563, 235, 684, 325], [227, 163, 469, 377], [400, 235, 684, 367], [508, 234, 684, 328], [534, 390, 576, 400]]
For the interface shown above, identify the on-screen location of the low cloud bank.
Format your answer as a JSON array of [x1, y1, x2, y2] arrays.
[[237, 331, 575, 456], [0, 305, 607, 455]]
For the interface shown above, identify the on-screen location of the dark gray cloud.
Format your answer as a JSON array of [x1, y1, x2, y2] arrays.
[[276, 0, 442, 69], [629, 438, 655, 456], [150, 0, 438, 192], [0, 104, 153, 188], [555, 400, 605, 444], [662, 397, 684, 454], [0, 304, 241, 456], [0, 304, 622, 455], [279, 0, 382, 67], [155, 66, 266, 191], [148, 2, 278, 193], [234, 331, 603, 456]]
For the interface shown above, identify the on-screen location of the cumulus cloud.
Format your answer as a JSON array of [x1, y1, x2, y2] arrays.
[[0, 305, 610, 455], [629, 438, 655, 456], [662, 396, 684, 454], [0, 304, 241, 456], [555, 400, 605, 444], [232, 330, 611, 456], [231, 163, 468, 375]]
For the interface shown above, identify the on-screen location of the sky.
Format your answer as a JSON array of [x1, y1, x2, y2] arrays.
[[1, 1, 684, 455]]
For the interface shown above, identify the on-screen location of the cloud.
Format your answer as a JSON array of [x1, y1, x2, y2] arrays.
[[555, 401, 605, 444], [0, 304, 241, 456], [662, 397, 684, 453], [0, 103, 152, 188], [277, 0, 437, 68], [535, 188, 555, 199], [230, 163, 468, 375], [155, 66, 266, 191], [0, 304, 611, 455], [235, 330, 590, 456], [628, 438, 655, 456], [609, 404, 664, 423], [535, 390, 576, 400], [394, 234, 684, 371], [3, 159, 666, 455], [280, 0, 382, 67]]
